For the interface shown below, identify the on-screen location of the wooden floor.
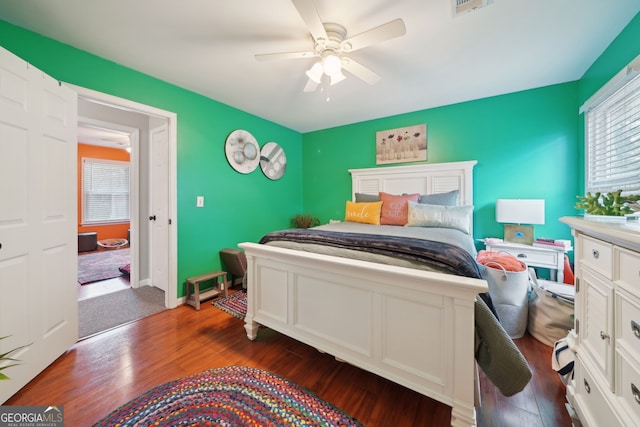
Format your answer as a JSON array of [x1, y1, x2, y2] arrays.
[[6, 292, 572, 427]]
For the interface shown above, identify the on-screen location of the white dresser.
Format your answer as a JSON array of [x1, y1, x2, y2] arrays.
[[560, 217, 640, 427]]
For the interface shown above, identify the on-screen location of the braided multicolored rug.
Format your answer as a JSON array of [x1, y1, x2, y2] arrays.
[[213, 291, 247, 319], [94, 366, 363, 426]]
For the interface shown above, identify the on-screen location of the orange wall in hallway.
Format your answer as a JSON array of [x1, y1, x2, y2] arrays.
[[77, 143, 131, 242]]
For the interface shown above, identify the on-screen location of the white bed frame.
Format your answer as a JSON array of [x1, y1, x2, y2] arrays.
[[239, 160, 487, 427]]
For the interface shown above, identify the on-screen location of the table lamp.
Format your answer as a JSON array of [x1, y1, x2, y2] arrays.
[[496, 199, 545, 244]]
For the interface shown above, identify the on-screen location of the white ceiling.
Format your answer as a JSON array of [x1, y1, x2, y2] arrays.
[[0, 0, 638, 133], [77, 123, 131, 150]]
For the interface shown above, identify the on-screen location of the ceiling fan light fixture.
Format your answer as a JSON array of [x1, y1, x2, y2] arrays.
[[330, 71, 346, 86], [305, 62, 323, 84], [322, 53, 342, 76]]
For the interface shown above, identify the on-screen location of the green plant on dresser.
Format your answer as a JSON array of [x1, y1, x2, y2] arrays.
[[575, 190, 640, 216]]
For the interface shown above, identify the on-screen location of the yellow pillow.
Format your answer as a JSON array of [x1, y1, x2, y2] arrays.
[[345, 201, 383, 225]]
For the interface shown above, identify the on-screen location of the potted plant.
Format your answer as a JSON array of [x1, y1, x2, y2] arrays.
[[0, 336, 28, 380], [575, 190, 640, 218], [290, 213, 320, 229]]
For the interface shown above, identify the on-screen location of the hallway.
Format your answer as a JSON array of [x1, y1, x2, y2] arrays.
[[78, 276, 130, 301]]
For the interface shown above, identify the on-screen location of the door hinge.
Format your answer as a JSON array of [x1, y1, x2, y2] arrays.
[[576, 319, 580, 335], [575, 278, 580, 293], [168, 218, 172, 225]]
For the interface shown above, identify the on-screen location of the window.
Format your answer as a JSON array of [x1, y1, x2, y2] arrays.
[[82, 158, 130, 224], [582, 55, 640, 195]]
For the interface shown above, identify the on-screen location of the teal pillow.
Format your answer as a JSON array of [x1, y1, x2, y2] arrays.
[[418, 190, 459, 206], [406, 201, 473, 234]]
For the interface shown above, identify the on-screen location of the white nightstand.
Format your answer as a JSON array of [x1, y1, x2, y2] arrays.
[[484, 241, 572, 283]]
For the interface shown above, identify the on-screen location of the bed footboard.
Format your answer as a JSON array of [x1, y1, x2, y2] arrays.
[[239, 242, 488, 427]]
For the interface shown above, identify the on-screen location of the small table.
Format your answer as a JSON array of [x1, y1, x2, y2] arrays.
[[185, 270, 228, 310], [484, 241, 572, 283]]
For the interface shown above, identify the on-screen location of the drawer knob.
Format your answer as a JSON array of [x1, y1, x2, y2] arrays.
[[516, 253, 527, 258], [592, 249, 599, 259], [584, 379, 591, 394], [600, 331, 610, 341], [632, 383, 640, 405], [632, 321, 640, 339]]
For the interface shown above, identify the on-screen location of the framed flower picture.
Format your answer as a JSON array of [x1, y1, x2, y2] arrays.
[[376, 124, 427, 165]]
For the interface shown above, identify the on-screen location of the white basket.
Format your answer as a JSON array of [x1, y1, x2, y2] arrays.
[[482, 261, 530, 338]]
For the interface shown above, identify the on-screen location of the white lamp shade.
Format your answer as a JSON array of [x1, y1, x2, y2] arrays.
[[322, 54, 342, 76], [305, 62, 323, 84], [330, 71, 346, 86], [496, 199, 545, 225]]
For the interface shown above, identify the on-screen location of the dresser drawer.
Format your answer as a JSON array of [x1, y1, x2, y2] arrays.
[[616, 289, 640, 358], [580, 235, 613, 279], [574, 356, 620, 427], [580, 268, 614, 386], [616, 350, 640, 423], [616, 247, 640, 291]]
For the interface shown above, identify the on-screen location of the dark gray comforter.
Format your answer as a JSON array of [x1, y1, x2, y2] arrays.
[[259, 227, 483, 278]]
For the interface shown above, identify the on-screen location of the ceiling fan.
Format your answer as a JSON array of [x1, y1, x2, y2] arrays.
[[255, 0, 406, 93]]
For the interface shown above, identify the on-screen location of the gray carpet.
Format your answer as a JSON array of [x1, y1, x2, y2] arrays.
[[79, 286, 166, 339]]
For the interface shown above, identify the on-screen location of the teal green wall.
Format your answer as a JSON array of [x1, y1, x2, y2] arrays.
[[303, 82, 580, 245], [576, 12, 640, 191], [579, 13, 640, 106], [0, 20, 303, 297]]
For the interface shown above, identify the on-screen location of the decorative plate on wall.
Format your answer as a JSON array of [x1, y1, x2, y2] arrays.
[[260, 142, 287, 180], [225, 129, 260, 174]]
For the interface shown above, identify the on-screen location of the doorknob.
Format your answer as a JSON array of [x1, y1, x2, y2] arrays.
[[149, 215, 156, 221]]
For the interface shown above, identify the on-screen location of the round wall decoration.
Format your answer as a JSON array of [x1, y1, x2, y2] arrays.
[[260, 142, 287, 180], [225, 129, 260, 174]]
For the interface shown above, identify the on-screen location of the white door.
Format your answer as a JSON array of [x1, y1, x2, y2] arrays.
[[0, 47, 78, 403], [149, 123, 168, 293]]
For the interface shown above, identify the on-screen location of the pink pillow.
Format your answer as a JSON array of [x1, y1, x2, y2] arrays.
[[379, 192, 420, 225]]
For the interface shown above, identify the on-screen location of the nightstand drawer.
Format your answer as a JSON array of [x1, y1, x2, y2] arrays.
[[580, 235, 613, 279], [487, 244, 564, 268], [616, 247, 640, 290], [498, 247, 559, 268]]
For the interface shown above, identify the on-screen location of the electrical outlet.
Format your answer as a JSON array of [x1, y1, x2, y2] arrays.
[[196, 196, 204, 207]]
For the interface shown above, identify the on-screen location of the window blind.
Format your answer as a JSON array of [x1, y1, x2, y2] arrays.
[[82, 158, 130, 224], [585, 67, 640, 195]]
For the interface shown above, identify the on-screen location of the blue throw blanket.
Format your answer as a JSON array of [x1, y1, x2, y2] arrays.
[[259, 228, 483, 279]]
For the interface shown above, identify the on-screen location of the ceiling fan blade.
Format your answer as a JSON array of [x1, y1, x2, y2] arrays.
[[341, 18, 406, 52], [292, 0, 328, 42], [342, 58, 381, 85], [303, 78, 319, 92], [255, 51, 316, 61]]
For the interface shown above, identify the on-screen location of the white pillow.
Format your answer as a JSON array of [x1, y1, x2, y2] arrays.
[[406, 201, 473, 234]]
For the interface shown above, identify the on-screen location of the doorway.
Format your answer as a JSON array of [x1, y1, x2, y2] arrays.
[[71, 84, 179, 312]]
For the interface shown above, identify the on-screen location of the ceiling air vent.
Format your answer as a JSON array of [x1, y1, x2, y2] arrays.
[[453, 0, 492, 16]]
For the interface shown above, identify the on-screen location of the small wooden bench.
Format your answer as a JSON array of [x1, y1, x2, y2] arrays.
[[185, 270, 228, 310]]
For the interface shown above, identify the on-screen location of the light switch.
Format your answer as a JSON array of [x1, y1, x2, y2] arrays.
[[196, 196, 204, 207]]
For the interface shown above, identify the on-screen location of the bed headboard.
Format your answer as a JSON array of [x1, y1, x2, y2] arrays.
[[349, 160, 477, 206]]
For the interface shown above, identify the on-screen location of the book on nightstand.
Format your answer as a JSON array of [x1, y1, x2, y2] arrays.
[[533, 238, 572, 250]]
